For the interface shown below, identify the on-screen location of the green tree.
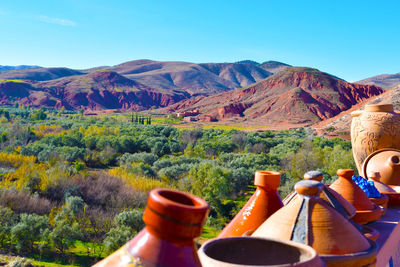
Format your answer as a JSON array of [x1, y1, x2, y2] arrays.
[[10, 213, 49, 253]]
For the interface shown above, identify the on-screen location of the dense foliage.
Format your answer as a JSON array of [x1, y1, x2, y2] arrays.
[[0, 106, 356, 265]]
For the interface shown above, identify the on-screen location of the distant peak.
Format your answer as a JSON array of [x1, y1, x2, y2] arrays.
[[260, 61, 291, 67], [235, 60, 260, 65]]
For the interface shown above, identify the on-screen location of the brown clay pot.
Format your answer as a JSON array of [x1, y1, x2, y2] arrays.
[[198, 237, 324, 267], [284, 171, 379, 241], [329, 169, 382, 224], [283, 171, 356, 219], [252, 180, 377, 267], [351, 104, 400, 174], [218, 171, 283, 238], [362, 148, 400, 186], [94, 188, 209, 267], [366, 170, 398, 208]]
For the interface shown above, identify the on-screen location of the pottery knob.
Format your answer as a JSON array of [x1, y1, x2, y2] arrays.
[[337, 169, 354, 180], [367, 171, 381, 182], [387, 155, 400, 167], [304, 171, 324, 182], [295, 180, 323, 197], [254, 171, 281, 190]]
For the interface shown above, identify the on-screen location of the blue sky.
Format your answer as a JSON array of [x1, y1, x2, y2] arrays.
[[0, 0, 399, 81]]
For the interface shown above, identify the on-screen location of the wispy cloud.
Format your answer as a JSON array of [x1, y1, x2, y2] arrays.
[[36, 15, 76, 26]]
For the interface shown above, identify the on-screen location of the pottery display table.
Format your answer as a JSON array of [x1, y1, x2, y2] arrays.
[[370, 207, 400, 267]]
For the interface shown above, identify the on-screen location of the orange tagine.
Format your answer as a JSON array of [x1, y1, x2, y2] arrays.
[[252, 180, 377, 267], [217, 171, 283, 238]]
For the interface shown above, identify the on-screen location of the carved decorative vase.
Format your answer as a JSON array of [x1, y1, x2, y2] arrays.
[[252, 180, 377, 267], [94, 188, 209, 267], [351, 104, 400, 174], [218, 171, 283, 238], [198, 237, 324, 267], [362, 148, 400, 186], [329, 169, 382, 224]]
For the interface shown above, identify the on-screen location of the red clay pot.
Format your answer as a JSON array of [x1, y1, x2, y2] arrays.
[[329, 169, 382, 224], [284, 171, 356, 219], [362, 148, 400, 186], [218, 171, 283, 238], [199, 237, 324, 267], [94, 188, 209, 267], [366, 170, 398, 209], [252, 180, 377, 267]]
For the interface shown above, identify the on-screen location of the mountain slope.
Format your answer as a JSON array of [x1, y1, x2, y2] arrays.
[[101, 60, 276, 96], [357, 73, 400, 89], [161, 67, 384, 125], [0, 67, 83, 81], [313, 86, 400, 138], [0, 71, 189, 110]]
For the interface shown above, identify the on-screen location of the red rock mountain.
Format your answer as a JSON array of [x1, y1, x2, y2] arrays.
[[162, 67, 384, 125], [0, 71, 189, 111], [313, 86, 400, 138], [0, 60, 287, 97]]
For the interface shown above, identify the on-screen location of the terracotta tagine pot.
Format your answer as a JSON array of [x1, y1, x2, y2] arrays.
[[94, 188, 209, 267], [350, 103, 400, 174], [329, 169, 382, 224], [218, 171, 283, 238], [365, 170, 400, 207], [252, 180, 377, 267], [283, 171, 356, 219], [198, 237, 324, 267], [284, 171, 378, 241], [362, 148, 400, 186]]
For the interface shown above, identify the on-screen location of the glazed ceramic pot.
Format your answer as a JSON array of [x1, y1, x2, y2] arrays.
[[329, 169, 382, 224], [351, 104, 400, 174], [362, 148, 400, 186], [218, 171, 283, 238], [94, 188, 209, 267], [284, 171, 356, 219], [252, 180, 377, 267], [198, 237, 324, 267]]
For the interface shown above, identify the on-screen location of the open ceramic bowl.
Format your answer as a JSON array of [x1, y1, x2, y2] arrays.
[[198, 237, 324, 267]]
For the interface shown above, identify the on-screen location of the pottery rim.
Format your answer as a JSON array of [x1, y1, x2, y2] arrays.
[[362, 148, 400, 181], [319, 238, 377, 263], [198, 236, 322, 267]]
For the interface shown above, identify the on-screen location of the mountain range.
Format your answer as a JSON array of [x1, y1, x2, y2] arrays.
[[0, 59, 399, 129], [159, 67, 384, 126]]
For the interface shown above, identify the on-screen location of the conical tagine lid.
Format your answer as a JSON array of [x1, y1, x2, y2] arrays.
[[329, 169, 382, 224], [284, 171, 356, 219], [252, 180, 372, 255]]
